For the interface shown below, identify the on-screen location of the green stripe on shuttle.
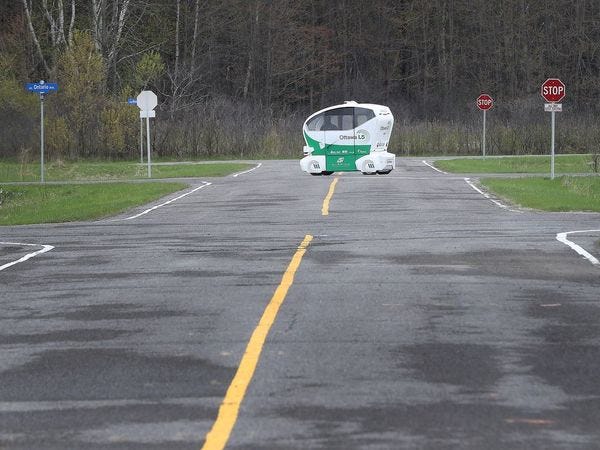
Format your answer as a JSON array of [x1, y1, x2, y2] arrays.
[[304, 131, 372, 171], [303, 131, 371, 156]]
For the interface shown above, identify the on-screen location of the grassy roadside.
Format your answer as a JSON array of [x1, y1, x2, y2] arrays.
[[0, 160, 251, 182], [480, 177, 600, 212], [0, 183, 188, 225], [431, 155, 600, 212], [434, 155, 596, 174], [0, 160, 253, 225]]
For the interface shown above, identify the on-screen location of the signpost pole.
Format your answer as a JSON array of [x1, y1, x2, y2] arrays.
[[476, 94, 493, 157], [40, 93, 45, 183], [146, 115, 152, 178], [482, 109, 487, 158], [135, 90, 157, 177], [25, 80, 58, 183], [541, 79, 565, 180], [551, 109, 555, 180], [140, 117, 144, 164]]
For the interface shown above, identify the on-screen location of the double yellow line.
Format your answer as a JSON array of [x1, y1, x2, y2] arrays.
[[203, 177, 339, 449]]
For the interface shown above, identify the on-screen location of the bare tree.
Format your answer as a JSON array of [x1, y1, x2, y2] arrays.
[[190, 0, 201, 74], [90, 0, 132, 85], [174, 0, 180, 83], [21, 0, 50, 74], [243, 0, 260, 99], [21, 0, 76, 75]]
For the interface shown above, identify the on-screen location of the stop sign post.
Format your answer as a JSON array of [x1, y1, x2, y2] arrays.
[[541, 79, 565, 180], [477, 94, 493, 157], [136, 90, 158, 177]]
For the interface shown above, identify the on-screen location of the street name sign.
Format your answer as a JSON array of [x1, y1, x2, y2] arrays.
[[26, 81, 58, 93]]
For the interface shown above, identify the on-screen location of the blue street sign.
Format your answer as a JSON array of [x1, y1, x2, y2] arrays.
[[26, 81, 59, 93], [127, 98, 137, 105]]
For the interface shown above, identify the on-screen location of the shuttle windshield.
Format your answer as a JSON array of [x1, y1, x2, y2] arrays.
[[306, 107, 376, 132]]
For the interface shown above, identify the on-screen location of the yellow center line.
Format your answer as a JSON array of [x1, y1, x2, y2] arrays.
[[201, 234, 313, 450], [322, 177, 339, 216]]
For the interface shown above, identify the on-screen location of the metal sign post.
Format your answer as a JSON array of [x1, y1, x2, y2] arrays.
[[146, 115, 152, 178], [139, 110, 156, 177], [476, 94, 493, 158], [40, 93, 45, 183], [140, 117, 144, 164], [541, 79, 565, 180], [25, 80, 58, 183], [551, 109, 555, 179], [482, 109, 487, 157], [136, 91, 158, 178], [544, 103, 562, 179]]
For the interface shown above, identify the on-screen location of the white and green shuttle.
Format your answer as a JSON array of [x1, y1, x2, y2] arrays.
[[300, 101, 395, 175]]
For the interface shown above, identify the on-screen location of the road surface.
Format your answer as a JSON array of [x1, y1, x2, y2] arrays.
[[1, 159, 599, 449]]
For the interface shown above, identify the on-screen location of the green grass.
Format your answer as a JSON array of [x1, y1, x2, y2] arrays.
[[434, 155, 597, 174], [0, 161, 251, 182], [481, 177, 600, 212], [150, 163, 250, 178], [0, 183, 187, 225], [0, 159, 253, 225]]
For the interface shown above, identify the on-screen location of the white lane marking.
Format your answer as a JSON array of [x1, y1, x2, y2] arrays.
[[556, 230, 600, 265], [122, 182, 211, 220], [0, 398, 209, 412], [0, 242, 54, 272], [422, 160, 447, 174], [341, 176, 464, 181], [464, 178, 522, 213], [232, 163, 262, 177]]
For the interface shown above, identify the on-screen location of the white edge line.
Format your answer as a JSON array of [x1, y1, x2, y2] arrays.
[[0, 242, 54, 272], [464, 177, 522, 213], [122, 182, 212, 220], [232, 163, 262, 177], [422, 160, 447, 174], [556, 230, 600, 265]]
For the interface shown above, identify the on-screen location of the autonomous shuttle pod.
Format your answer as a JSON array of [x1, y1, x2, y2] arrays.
[[300, 101, 395, 175]]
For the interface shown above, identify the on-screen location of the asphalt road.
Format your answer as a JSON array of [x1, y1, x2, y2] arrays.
[[1, 159, 599, 449]]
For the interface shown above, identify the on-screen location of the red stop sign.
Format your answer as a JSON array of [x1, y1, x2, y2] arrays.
[[477, 94, 494, 111], [541, 78, 565, 102]]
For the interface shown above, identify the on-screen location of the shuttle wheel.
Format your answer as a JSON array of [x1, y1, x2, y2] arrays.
[[377, 170, 391, 175], [322, 171, 334, 176], [361, 160, 377, 175], [310, 172, 323, 176]]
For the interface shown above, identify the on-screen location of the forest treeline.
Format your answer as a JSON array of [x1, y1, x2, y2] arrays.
[[2, 0, 600, 160]]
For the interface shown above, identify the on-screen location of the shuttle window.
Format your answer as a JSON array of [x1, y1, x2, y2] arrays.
[[354, 108, 375, 127], [306, 114, 324, 131], [321, 114, 340, 130], [306, 107, 375, 131], [323, 107, 354, 131]]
